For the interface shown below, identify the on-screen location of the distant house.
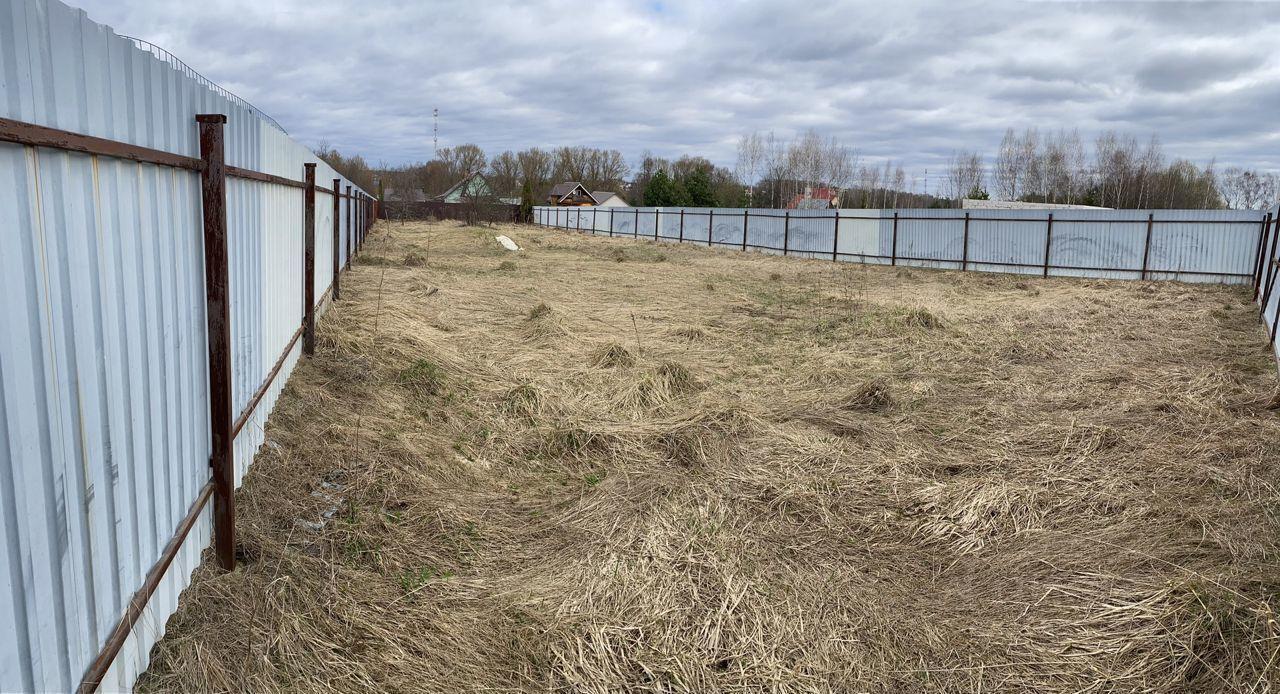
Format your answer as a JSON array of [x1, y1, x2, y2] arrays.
[[786, 186, 839, 209], [438, 171, 519, 205], [592, 191, 629, 207], [547, 182, 599, 206]]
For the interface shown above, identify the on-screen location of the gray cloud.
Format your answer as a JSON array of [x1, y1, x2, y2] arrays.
[[1135, 48, 1265, 93], [72, 0, 1280, 184]]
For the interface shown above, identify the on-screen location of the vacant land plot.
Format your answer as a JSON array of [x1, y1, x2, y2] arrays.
[[142, 220, 1280, 692]]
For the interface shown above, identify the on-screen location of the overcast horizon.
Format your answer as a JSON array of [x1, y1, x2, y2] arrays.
[[75, 0, 1280, 188]]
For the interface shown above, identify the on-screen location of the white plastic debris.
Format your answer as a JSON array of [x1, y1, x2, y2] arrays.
[[496, 235, 520, 251]]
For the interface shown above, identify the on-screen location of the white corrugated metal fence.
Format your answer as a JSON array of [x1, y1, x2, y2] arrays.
[[1, 1, 372, 691], [534, 205, 1267, 285]]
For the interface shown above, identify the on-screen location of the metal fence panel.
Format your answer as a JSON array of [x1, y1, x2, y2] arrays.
[[835, 209, 887, 263], [1147, 209, 1264, 282], [895, 210, 964, 271]]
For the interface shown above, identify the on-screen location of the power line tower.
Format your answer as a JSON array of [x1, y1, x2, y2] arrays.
[[433, 108, 439, 155]]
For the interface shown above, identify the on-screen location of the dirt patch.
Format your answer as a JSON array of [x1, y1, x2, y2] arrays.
[[140, 220, 1280, 693]]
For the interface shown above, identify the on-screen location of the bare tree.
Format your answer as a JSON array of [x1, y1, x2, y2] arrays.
[[1219, 167, 1280, 209], [891, 165, 906, 208], [787, 129, 825, 202], [487, 151, 521, 198], [945, 150, 985, 205], [857, 165, 880, 208], [735, 132, 765, 199], [593, 150, 630, 191], [994, 128, 1023, 200], [550, 146, 630, 193], [1042, 132, 1067, 203], [1019, 129, 1042, 201], [762, 131, 785, 207], [314, 142, 375, 191], [437, 144, 487, 182], [1135, 135, 1165, 209], [823, 136, 857, 199], [1094, 131, 1139, 208], [1062, 130, 1087, 204]]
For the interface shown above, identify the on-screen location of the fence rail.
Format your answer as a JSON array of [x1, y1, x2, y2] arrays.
[[1, 2, 377, 692], [533, 205, 1266, 284]]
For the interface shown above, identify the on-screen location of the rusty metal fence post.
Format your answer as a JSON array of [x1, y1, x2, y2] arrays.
[[196, 114, 235, 572], [345, 185, 353, 268], [302, 163, 316, 355], [1140, 212, 1154, 280], [708, 210, 714, 247], [332, 178, 341, 301], [961, 212, 970, 271], [890, 211, 899, 265], [782, 211, 790, 256], [832, 212, 840, 262], [1043, 213, 1054, 278], [679, 209, 685, 242]]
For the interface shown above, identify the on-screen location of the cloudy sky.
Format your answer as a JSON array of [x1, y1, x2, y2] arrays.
[[75, 0, 1280, 187]]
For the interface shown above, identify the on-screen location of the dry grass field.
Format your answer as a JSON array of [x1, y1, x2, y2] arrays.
[[140, 220, 1280, 693]]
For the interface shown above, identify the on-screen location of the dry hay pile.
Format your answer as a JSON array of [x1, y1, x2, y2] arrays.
[[140, 220, 1280, 693]]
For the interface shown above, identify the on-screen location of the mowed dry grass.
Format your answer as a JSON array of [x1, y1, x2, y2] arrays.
[[141, 220, 1280, 693]]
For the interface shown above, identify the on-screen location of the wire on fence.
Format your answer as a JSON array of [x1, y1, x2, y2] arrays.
[[122, 36, 289, 134]]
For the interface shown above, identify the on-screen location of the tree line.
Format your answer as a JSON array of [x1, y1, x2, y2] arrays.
[[982, 128, 1225, 209], [633, 153, 745, 207], [314, 143, 377, 193], [370, 145, 630, 207], [738, 128, 1276, 210], [318, 129, 1277, 212]]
